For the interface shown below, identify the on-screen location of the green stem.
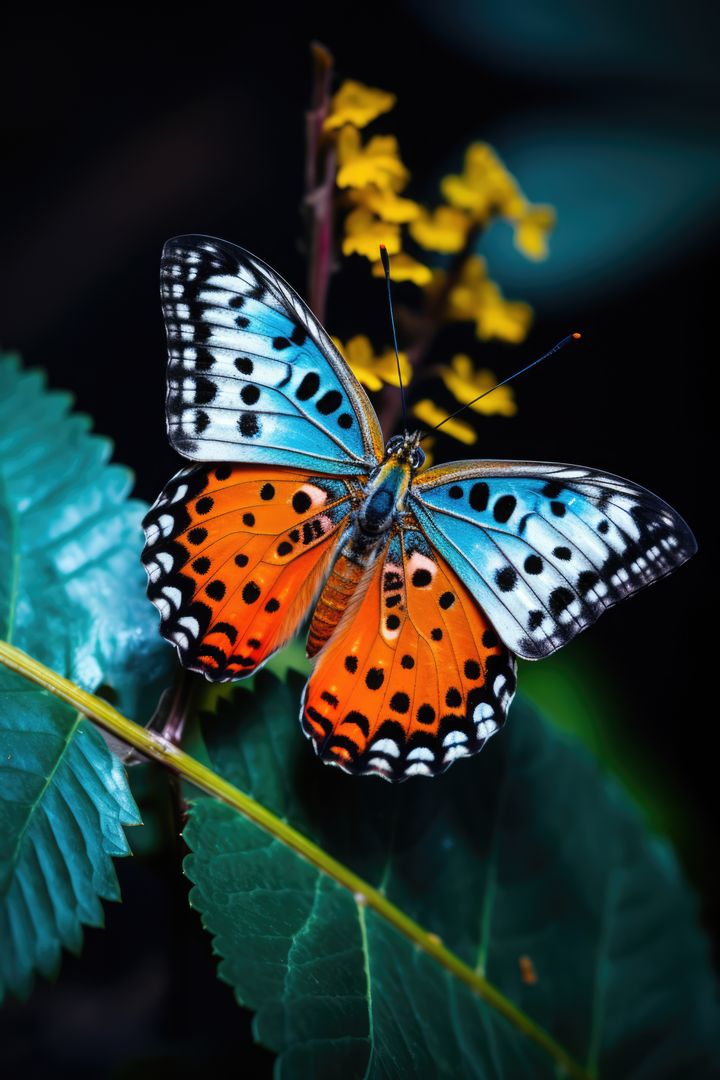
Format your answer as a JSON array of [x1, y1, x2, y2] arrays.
[[0, 638, 589, 1080]]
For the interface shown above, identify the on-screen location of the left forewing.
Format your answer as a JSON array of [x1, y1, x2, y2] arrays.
[[161, 235, 383, 473]]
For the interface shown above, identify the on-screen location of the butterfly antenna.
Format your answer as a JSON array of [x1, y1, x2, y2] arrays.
[[380, 245, 408, 431], [422, 332, 582, 440]]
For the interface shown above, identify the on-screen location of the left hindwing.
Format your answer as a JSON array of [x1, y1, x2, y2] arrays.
[[161, 235, 384, 474], [412, 460, 697, 659], [142, 463, 356, 681]]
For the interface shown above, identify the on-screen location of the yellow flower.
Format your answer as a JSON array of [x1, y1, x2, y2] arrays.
[[371, 252, 432, 285], [336, 128, 409, 192], [332, 336, 409, 391], [448, 256, 532, 343], [409, 206, 471, 254], [440, 354, 517, 416], [324, 80, 396, 131], [513, 204, 555, 261], [372, 347, 412, 387], [332, 335, 382, 390], [441, 142, 525, 220], [342, 208, 400, 259], [350, 186, 422, 223], [412, 400, 476, 444]]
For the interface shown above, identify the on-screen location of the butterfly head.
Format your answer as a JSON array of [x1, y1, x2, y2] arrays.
[[384, 432, 425, 472]]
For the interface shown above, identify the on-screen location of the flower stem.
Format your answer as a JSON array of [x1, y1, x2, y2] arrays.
[[155, 668, 197, 746], [0, 637, 589, 1080], [305, 42, 336, 325]]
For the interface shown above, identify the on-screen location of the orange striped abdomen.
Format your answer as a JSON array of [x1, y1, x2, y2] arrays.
[[306, 549, 368, 657], [308, 458, 411, 657]]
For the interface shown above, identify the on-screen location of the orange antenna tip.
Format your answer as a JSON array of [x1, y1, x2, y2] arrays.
[[379, 244, 390, 276], [572, 332, 582, 340]]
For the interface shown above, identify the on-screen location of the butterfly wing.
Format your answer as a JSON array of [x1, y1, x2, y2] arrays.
[[301, 528, 516, 780], [411, 460, 697, 659], [160, 235, 384, 474], [142, 463, 357, 680]]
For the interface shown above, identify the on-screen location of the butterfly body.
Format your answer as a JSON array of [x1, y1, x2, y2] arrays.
[[142, 235, 696, 781], [307, 433, 422, 656]]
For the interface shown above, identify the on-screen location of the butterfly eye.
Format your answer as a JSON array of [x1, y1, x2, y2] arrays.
[[411, 447, 426, 470]]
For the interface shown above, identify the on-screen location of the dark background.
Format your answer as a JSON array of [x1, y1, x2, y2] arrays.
[[1, 3, 715, 1075]]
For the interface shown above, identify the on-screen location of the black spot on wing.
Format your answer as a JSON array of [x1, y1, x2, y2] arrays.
[[317, 390, 342, 415], [296, 372, 320, 401], [238, 413, 261, 438]]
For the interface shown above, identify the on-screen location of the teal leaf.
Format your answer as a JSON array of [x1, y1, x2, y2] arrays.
[[184, 671, 720, 1078], [0, 353, 173, 1000]]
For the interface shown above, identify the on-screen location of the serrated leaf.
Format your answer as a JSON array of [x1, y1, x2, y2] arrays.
[[184, 671, 720, 1078], [0, 353, 173, 1000]]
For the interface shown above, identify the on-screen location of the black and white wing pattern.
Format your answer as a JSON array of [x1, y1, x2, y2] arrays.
[[412, 460, 697, 659], [160, 235, 384, 475]]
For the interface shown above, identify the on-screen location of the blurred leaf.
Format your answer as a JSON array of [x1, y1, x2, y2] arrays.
[[520, 647, 694, 845], [0, 353, 173, 1000], [184, 671, 720, 1077]]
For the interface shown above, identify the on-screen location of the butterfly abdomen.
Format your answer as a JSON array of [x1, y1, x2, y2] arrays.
[[307, 535, 376, 657], [307, 459, 411, 657]]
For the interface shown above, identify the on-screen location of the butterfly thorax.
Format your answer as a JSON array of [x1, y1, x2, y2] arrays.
[[358, 457, 411, 535], [306, 437, 422, 657]]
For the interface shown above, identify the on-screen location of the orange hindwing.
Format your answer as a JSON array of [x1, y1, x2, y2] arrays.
[[143, 464, 358, 680], [302, 527, 516, 779]]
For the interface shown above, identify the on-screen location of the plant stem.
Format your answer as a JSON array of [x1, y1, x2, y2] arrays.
[[0, 638, 589, 1080], [156, 668, 197, 746], [305, 42, 335, 325]]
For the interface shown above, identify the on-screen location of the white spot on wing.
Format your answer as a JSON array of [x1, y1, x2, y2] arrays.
[[404, 762, 432, 777], [474, 702, 495, 722], [155, 598, 171, 621], [443, 745, 469, 763], [156, 551, 174, 573], [179, 616, 200, 638], [372, 738, 400, 758], [367, 757, 394, 774], [476, 718, 499, 740], [407, 746, 435, 762], [443, 731, 467, 748]]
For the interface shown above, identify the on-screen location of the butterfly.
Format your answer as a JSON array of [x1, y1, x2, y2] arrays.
[[142, 235, 696, 781]]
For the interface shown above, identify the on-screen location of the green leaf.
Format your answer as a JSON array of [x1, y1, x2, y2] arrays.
[[0, 353, 173, 1000], [184, 671, 720, 1078]]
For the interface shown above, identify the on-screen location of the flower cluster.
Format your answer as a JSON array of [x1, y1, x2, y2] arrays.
[[331, 335, 411, 392], [314, 75, 554, 444], [447, 257, 532, 344], [441, 143, 555, 261]]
